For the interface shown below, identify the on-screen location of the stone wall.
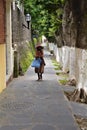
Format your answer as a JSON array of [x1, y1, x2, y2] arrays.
[[12, 4, 31, 46], [11, 3, 31, 77]]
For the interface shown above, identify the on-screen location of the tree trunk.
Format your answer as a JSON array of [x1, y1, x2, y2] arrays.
[[70, 0, 87, 101], [62, 1, 72, 74], [56, 47, 63, 65], [62, 1, 71, 46], [77, 49, 87, 93], [68, 47, 76, 86], [62, 46, 70, 73]]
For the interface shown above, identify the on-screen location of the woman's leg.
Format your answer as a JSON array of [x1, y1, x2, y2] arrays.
[[37, 63, 43, 80], [40, 73, 42, 79], [37, 73, 41, 80]]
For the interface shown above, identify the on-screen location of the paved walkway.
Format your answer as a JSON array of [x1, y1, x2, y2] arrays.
[[0, 50, 80, 130], [62, 86, 87, 119]]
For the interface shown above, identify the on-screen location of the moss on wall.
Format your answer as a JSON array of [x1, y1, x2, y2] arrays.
[[20, 42, 35, 73]]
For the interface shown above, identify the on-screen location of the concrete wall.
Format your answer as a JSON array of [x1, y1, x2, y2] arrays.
[[0, 0, 6, 92], [0, 45, 6, 92], [6, 0, 14, 83]]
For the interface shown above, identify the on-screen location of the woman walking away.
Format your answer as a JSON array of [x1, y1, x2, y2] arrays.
[[35, 44, 45, 81]]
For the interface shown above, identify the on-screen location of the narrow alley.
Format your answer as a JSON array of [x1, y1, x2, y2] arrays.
[[0, 49, 80, 130]]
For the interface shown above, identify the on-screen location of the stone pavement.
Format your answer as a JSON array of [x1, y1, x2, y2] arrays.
[[70, 101, 87, 118], [0, 50, 80, 130]]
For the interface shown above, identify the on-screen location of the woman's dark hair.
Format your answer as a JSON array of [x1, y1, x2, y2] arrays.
[[37, 48, 42, 51]]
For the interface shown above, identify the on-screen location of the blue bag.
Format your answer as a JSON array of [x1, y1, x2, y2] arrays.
[[31, 58, 42, 68]]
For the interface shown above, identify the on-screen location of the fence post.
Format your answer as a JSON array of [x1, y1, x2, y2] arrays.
[[14, 50, 19, 77]]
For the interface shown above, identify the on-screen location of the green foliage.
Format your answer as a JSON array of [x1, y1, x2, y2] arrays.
[[52, 58, 68, 85], [56, 72, 60, 75], [52, 59, 62, 70], [59, 79, 68, 85], [33, 38, 37, 45], [21, 51, 33, 72], [20, 42, 35, 72], [23, 0, 65, 42]]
